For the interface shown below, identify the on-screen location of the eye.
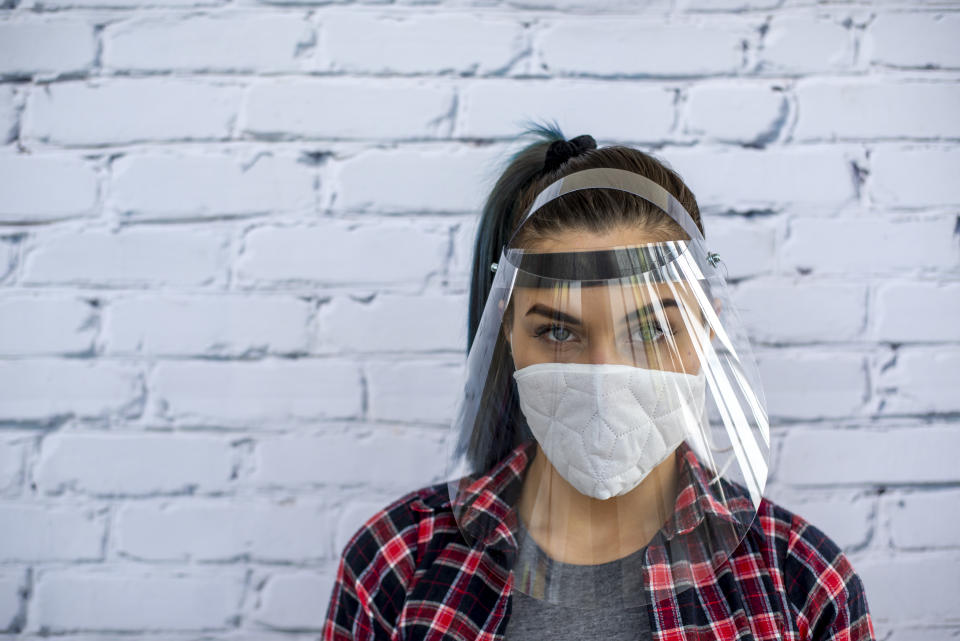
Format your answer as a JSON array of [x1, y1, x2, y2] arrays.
[[632, 321, 666, 343], [535, 324, 576, 343]]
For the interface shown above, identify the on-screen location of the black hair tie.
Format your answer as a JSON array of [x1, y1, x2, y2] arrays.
[[543, 134, 597, 173]]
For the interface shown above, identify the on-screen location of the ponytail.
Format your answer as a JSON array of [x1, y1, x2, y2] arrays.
[[462, 123, 567, 471], [467, 122, 566, 350]]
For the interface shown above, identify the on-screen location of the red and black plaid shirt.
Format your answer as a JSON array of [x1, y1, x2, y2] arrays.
[[323, 442, 875, 640]]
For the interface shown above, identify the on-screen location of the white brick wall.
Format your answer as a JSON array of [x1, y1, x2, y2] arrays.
[[1, 1, 958, 638]]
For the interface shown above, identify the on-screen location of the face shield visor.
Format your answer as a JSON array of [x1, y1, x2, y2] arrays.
[[446, 168, 770, 609]]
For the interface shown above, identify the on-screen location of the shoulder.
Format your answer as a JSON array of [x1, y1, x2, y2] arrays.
[[748, 497, 875, 640], [338, 481, 458, 588], [325, 483, 459, 640]]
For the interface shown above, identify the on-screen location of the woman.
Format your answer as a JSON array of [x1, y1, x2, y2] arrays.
[[323, 126, 875, 640]]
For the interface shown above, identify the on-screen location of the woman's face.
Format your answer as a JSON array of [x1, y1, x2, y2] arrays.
[[507, 226, 713, 375]]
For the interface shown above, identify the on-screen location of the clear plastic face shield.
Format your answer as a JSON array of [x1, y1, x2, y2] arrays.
[[446, 169, 770, 608]]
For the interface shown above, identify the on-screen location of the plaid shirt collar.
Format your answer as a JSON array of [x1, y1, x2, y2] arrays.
[[452, 440, 747, 554]]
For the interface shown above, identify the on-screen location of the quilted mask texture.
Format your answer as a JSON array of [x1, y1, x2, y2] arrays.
[[513, 363, 707, 500]]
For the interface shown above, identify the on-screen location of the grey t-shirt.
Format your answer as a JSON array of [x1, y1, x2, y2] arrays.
[[503, 525, 653, 641]]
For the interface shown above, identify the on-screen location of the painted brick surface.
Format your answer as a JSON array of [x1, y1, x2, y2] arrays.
[[1, 2, 958, 638], [0, 434, 26, 494], [0, 155, 98, 223], [0, 571, 24, 632], [461, 81, 676, 141], [102, 14, 314, 73], [0, 86, 17, 144], [110, 152, 316, 220], [0, 295, 97, 355], [794, 80, 960, 141], [36, 433, 235, 495], [25, 79, 242, 146]]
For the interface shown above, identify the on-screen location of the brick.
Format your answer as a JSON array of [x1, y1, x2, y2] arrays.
[[783, 216, 957, 275], [0, 504, 105, 561], [0, 19, 96, 76], [759, 15, 852, 73], [873, 282, 960, 343], [25, 79, 241, 146], [366, 360, 464, 424], [150, 359, 362, 424], [761, 488, 874, 551], [23, 227, 226, 287], [244, 79, 454, 140], [317, 293, 466, 353], [323, 13, 523, 75], [508, 0, 671, 8], [664, 147, 855, 208], [794, 80, 960, 141], [334, 145, 502, 213], [680, 0, 781, 8], [110, 153, 315, 220], [106, 294, 312, 356], [756, 351, 866, 419], [253, 570, 334, 630], [461, 81, 674, 142], [703, 216, 778, 279], [116, 500, 330, 562], [0, 435, 26, 493], [254, 429, 447, 490], [878, 348, 960, 415], [0, 86, 16, 144], [886, 489, 960, 549], [540, 19, 747, 76], [238, 221, 448, 286], [0, 295, 96, 355], [448, 215, 479, 285], [0, 155, 98, 223], [0, 237, 15, 284], [857, 553, 960, 623], [37, 432, 233, 495], [104, 14, 312, 72], [30, 0, 220, 6], [867, 13, 960, 69], [733, 280, 866, 343], [870, 147, 960, 207], [0, 360, 141, 422], [778, 426, 960, 486], [685, 82, 787, 144], [33, 569, 244, 632], [0, 570, 24, 632]]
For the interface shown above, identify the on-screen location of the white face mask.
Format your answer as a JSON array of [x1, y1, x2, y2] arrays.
[[512, 363, 707, 500]]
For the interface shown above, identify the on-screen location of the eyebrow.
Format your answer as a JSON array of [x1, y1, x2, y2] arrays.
[[524, 304, 583, 326], [635, 298, 679, 319], [524, 298, 680, 327]]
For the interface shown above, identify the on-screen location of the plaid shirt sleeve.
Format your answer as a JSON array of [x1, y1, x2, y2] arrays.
[[323, 551, 367, 641], [322, 484, 448, 641], [781, 510, 875, 641], [322, 493, 418, 640]]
